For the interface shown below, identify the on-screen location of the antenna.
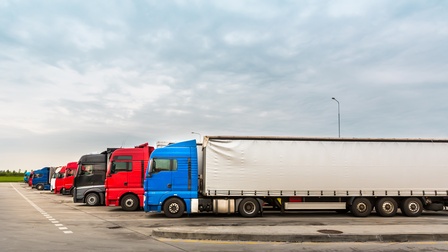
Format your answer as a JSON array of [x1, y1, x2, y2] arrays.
[[121, 137, 127, 148]]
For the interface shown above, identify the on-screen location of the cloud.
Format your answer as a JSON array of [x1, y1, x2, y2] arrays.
[[1, 0, 448, 171]]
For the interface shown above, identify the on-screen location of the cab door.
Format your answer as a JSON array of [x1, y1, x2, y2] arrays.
[[146, 158, 176, 192], [108, 156, 132, 189]]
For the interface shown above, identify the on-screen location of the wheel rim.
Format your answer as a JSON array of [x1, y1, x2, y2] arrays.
[[356, 202, 367, 213], [408, 201, 420, 213], [243, 202, 256, 215], [169, 203, 180, 213], [125, 198, 134, 208], [382, 201, 395, 214], [88, 196, 97, 205]]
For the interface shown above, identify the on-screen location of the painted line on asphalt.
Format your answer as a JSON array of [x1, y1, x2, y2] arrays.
[[11, 183, 73, 234]]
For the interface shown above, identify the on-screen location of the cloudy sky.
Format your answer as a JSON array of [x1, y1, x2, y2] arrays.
[[1, 0, 448, 171]]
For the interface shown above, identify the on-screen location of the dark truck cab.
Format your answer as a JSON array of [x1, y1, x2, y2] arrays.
[[73, 148, 117, 206]]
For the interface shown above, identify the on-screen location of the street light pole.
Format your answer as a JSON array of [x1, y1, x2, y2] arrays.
[[331, 97, 341, 138], [191, 132, 202, 142]]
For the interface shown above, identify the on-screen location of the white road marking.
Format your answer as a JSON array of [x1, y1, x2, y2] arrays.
[[11, 183, 73, 234]]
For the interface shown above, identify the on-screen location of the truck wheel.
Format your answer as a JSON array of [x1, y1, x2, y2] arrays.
[[163, 198, 185, 218], [121, 194, 139, 211], [85, 193, 100, 206], [61, 188, 66, 195], [36, 184, 44, 190], [239, 198, 260, 218], [351, 198, 372, 217], [376, 197, 398, 217], [401, 197, 423, 217]]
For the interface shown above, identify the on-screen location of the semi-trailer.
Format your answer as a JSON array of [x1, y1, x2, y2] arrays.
[[32, 167, 55, 190], [104, 143, 155, 211], [144, 136, 448, 218], [73, 148, 117, 206]]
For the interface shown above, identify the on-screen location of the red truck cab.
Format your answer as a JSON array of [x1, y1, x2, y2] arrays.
[[61, 162, 78, 195], [105, 143, 154, 211], [28, 171, 34, 187], [55, 166, 66, 194]]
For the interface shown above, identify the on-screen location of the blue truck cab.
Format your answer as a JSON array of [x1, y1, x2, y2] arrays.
[[143, 140, 199, 217], [23, 171, 31, 183], [32, 167, 54, 190]]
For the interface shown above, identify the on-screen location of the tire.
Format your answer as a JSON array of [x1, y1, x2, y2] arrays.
[[376, 197, 398, 217], [69, 188, 74, 196], [401, 197, 423, 217], [350, 198, 372, 217], [85, 193, 100, 206], [36, 184, 44, 190], [121, 194, 139, 211], [238, 198, 260, 218], [61, 188, 66, 195], [163, 198, 185, 218]]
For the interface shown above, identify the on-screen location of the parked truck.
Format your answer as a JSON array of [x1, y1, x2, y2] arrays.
[[50, 166, 63, 192], [60, 162, 78, 195], [32, 167, 55, 190], [55, 166, 66, 194], [28, 171, 34, 187], [73, 148, 117, 206], [23, 171, 31, 184], [144, 136, 448, 218], [105, 143, 155, 211]]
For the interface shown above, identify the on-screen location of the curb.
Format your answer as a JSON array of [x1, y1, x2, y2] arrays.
[[152, 229, 448, 243]]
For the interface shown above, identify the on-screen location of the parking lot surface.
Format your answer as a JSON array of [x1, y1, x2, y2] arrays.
[[2, 183, 448, 252]]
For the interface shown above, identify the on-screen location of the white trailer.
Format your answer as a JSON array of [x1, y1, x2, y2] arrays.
[[199, 136, 448, 217]]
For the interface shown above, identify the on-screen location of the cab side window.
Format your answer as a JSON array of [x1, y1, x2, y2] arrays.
[[80, 165, 93, 176], [152, 159, 177, 173], [111, 161, 132, 173], [111, 156, 132, 174]]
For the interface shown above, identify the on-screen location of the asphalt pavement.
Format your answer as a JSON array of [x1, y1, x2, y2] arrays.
[[153, 221, 448, 243], [38, 188, 448, 243], [10, 183, 448, 242]]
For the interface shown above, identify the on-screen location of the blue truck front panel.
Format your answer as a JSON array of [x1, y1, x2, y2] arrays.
[[144, 140, 198, 213]]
